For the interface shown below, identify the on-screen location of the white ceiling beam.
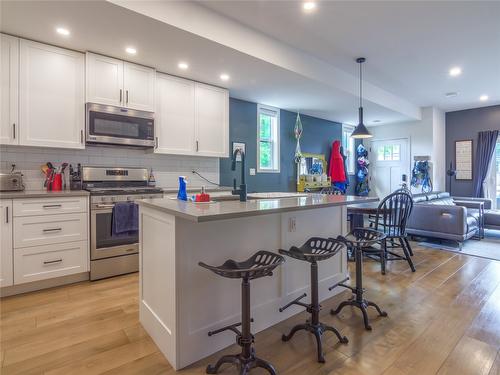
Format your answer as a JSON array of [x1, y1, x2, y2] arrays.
[[108, 0, 422, 121]]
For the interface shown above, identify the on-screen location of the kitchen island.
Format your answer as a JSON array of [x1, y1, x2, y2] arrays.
[[137, 193, 378, 370]]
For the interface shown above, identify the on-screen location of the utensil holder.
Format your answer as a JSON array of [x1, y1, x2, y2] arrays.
[[51, 173, 63, 191]]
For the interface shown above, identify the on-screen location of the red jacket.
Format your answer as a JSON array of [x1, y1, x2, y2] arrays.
[[328, 140, 346, 183]]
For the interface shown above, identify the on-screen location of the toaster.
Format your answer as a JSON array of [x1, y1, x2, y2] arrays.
[[0, 172, 24, 191]]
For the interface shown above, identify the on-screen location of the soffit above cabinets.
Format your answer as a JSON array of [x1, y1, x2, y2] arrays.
[[1, 0, 422, 126]]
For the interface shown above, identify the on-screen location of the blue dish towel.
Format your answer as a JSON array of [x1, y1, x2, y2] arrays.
[[112, 202, 139, 236]]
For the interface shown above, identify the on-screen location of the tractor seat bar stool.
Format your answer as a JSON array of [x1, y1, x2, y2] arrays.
[[199, 250, 285, 375], [330, 228, 388, 330], [279, 237, 349, 363]]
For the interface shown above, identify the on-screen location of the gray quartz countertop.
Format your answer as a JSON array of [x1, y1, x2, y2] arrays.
[[161, 186, 233, 194], [0, 190, 90, 199], [138, 194, 379, 222]]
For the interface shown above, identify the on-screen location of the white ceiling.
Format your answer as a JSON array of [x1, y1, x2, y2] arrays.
[[202, 0, 500, 112], [1, 0, 499, 127]]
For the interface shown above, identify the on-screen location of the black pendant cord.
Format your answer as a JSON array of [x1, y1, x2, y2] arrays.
[[359, 61, 362, 109]]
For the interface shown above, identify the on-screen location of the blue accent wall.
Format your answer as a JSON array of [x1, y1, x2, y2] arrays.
[[220, 98, 355, 193]]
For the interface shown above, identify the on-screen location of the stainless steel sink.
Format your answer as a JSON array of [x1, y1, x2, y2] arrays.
[[211, 192, 309, 202], [211, 195, 241, 202]]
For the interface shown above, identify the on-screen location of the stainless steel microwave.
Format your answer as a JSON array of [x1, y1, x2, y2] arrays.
[[86, 103, 155, 148]]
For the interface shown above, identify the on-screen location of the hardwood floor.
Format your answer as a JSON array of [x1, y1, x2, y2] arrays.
[[1, 244, 499, 375]]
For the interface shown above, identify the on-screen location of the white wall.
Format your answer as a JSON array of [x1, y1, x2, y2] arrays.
[[432, 108, 446, 191], [0, 145, 220, 191], [369, 106, 446, 193]]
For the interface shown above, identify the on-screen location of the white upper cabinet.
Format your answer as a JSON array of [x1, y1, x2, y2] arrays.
[[194, 83, 229, 157], [154, 75, 228, 157], [124, 62, 155, 112], [19, 40, 85, 149], [0, 34, 19, 145], [86, 53, 123, 107], [86, 53, 155, 112], [0, 200, 13, 287], [155, 73, 195, 155]]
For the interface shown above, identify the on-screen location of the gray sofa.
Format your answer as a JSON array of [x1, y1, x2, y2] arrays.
[[406, 192, 495, 246]]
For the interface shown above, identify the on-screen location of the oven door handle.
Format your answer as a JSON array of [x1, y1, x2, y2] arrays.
[[95, 204, 116, 209]]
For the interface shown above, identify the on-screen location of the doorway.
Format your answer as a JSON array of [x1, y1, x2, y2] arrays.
[[368, 138, 410, 198]]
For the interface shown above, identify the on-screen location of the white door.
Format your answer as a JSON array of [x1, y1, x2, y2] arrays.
[[369, 138, 410, 198], [123, 62, 155, 112], [0, 200, 13, 287], [86, 52, 124, 107], [19, 40, 85, 149], [155, 73, 195, 155], [194, 83, 228, 157], [0, 34, 19, 145]]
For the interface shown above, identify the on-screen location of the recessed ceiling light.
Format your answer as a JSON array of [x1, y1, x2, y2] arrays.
[[303, 2, 317, 11], [479, 95, 489, 101], [449, 67, 462, 77], [125, 47, 137, 55], [178, 62, 189, 70], [56, 27, 70, 36], [220, 73, 230, 81]]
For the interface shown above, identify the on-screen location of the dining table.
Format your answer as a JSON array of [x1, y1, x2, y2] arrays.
[[347, 201, 380, 232]]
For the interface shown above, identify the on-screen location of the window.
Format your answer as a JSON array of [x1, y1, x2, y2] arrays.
[[342, 124, 356, 175], [377, 144, 401, 161], [257, 104, 280, 173]]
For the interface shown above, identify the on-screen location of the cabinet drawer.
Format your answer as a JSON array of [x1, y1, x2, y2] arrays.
[[14, 213, 87, 248], [14, 241, 88, 284], [13, 197, 87, 217]]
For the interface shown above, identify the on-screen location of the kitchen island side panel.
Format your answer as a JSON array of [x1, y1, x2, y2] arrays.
[[140, 204, 348, 370], [139, 206, 178, 369]]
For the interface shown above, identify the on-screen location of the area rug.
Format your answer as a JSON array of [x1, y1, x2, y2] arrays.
[[418, 230, 500, 262]]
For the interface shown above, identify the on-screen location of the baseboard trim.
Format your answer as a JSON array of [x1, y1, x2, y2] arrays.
[[1, 272, 89, 297]]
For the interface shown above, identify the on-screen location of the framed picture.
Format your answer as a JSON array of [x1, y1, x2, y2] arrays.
[[455, 140, 473, 180], [232, 142, 246, 162]]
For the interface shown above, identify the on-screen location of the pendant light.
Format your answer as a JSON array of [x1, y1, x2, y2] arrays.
[[351, 57, 373, 139]]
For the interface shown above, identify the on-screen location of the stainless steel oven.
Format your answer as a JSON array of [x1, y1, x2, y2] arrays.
[[90, 200, 139, 261], [86, 103, 155, 148], [83, 166, 163, 280]]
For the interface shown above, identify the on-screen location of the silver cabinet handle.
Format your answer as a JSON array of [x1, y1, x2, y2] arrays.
[[81, 130, 84, 143], [43, 228, 62, 233], [120, 89, 123, 103], [5, 206, 8, 224], [126, 90, 129, 105], [12, 123, 16, 139], [155, 137, 158, 149], [43, 204, 62, 209], [44, 259, 63, 265], [196, 140, 199, 152]]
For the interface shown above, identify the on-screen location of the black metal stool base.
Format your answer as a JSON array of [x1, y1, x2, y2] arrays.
[[281, 320, 348, 363], [206, 347, 276, 375], [331, 297, 387, 331]]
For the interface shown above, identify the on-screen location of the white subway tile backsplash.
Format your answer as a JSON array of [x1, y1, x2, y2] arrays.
[[0, 145, 221, 190]]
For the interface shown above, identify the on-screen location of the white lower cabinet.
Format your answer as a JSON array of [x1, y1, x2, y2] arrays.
[[14, 241, 88, 284], [0, 196, 90, 291], [0, 200, 13, 287], [14, 212, 87, 248]]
